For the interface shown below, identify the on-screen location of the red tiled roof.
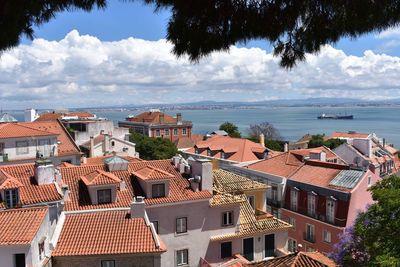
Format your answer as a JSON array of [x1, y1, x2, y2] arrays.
[[330, 131, 369, 139], [0, 164, 63, 208], [0, 169, 23, 190], [290, 146, 339, 160], [36, 111, 95, 121], [0, 206, 48, 245], [174, 134, 204, 149], [248, 153, 303, 178], [60, 160, 212, 211], [67, 111, 95, 118], [52, 210, 165, 256], [81, 169, 121, 186], [188, 136, 268, 163], [248, 251, 336, 266], [24, 120, 81, 156], [84, 155, 142, 165], [126, 111, 177, 124], [0, 123, 56, 139], [133, 165, 175, 181]]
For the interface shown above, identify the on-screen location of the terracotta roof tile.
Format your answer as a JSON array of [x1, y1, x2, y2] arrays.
[[52, 210, 165, 256], [126, 111, 178, 124], [132, 165, 175, 181], [81, 169, 121, 186], [36, 111, 95, 121], [188, 136, 269, 163], [84, 155, 142, 165], [24, 120, 80, 156], [0, 206, 48, 245], [174, 134, 204, 149], [0, 164, 63, 207], [247, 251, 336, 267], [330, 131, 369, 139], [0, 169, 24, 190], [213, 169, 268, 193], [60, 160, 212, 211], [0, 123, 56, 139]]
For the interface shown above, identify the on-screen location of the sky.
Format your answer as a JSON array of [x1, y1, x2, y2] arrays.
[[1, 1, 400, 109]]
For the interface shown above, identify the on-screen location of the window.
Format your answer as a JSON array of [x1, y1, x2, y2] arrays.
[[222, 211, 233, 226], [288, 238, 297, 253], [38, 241, 45, 260], [173, 128, 178, 136], [111, 141, 115, 147], [207, 149, 212, 157], [306, 247, 316, 252], [176, 217, 187, 234], [247, 195, 255, 210], [305, 224, 315, 243], [182, 128, 187, 135], [176, 249, 188, 266], [14, 254, 26, 267], [194, 147, 199, 154], [152, 183, 165, 198], [290, 189, 298, 211], [152, 221, 159, 234], [288, 217, 296, 230], [165, 129, 170, 136], [0, 142, 4, 154], [221, 242, 232, 259], [271, 185, 278, 201], [38, 139, 51, 157], [16, 141, 29, 155], [326, 199, 336, 223], [97, 189, 112, 204], [101, 260, 115, 267], [368, 176, 372, 187], [155, 130, 161, 137], [5, 189, 18, 208], [323, 230, 331, 243], [307, 194, 316, 217], [220, 151, 225, 159]]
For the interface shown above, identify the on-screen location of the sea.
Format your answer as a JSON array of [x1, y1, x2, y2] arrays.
[[8, 106, 400, 147]]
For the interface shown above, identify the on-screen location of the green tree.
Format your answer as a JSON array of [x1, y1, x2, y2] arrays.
[[308, 134, 346, 149], [2, 1, 400, 68], [129, 131, 178, 160], [219, 122, 241, 138], [331, 175, 400, 266]]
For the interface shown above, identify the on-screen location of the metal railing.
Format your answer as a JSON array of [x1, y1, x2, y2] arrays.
[[284, 205, 347, 227]]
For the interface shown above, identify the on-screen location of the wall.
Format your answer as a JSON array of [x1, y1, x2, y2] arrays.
[[72, 120, 127, 146], [352, 139, 372, 158], [149, 125, 192, 142], [282, 208, 344, 254], [0, 244, 30, 267], [146, 200, 240, 266], [346, 170, 379, 227], [109, 138, 136, 157], [52, 254, 161, 267], [87, 184, 118, 205], [0, 136, 58, 162]]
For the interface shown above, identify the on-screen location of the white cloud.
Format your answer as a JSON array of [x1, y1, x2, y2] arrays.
[[1, 30, 400, 109], [376, 27, 400, 39]]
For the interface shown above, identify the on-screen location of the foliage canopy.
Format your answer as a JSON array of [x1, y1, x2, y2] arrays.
[[308, 134, 346, 149], [2, 1, 400, 67], [219, 121, 241, 138], [129, 131, 178, 160]]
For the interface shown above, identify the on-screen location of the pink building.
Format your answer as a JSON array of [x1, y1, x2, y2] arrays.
[[281, 160, 379, 254]]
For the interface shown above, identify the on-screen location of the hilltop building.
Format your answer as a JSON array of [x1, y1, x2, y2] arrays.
[[118, 110, 193, 142]]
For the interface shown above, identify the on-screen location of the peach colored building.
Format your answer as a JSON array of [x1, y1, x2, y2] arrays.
[[118, 110, 193, 142]]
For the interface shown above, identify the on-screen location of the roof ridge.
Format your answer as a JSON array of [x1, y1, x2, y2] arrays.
[[15, 122, 59, 135]]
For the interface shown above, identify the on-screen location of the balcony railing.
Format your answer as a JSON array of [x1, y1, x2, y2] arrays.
[[285, 205, 347, 227], [303, 232, 315, 243], [267, 198, 281, 208]]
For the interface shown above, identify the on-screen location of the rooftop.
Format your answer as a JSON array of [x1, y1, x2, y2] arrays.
[[36, 111, 95, 121], [52, 210, 165, 256], [0, 164, 63, 209], [133, 165, 175, 181], [0, 113, 17, 123], [60, 159, 212, 211], [0, 206, 48, 245], [81, 169, 122, 186], [248, 251, 336, 267], [0, 123, 57, 139], [330, 131, 370, 139], [84, 155, 142, 165], [126, 111, 190, 125], [213, 169, 268, 194]]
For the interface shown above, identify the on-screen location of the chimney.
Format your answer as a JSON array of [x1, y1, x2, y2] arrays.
[[61, 184, 69, 201], [120, 180, 126, 191], [259, 133, 265, 147], [284, 143, 289, 152], [130, 196, 145, 218], [159, 113, 165, 124], [34, 160, 55, 185], [89, 136, 94, 157], [176, 113, 182, 124], [82, 156, 87, 164], [188, 158, 213, 192], [103, 133, 110, 154], [383, 138, 386, 147], [24, 108, 37, 122]]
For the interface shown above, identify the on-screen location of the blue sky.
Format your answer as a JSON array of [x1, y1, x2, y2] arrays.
[[1, 1, 399, 109]]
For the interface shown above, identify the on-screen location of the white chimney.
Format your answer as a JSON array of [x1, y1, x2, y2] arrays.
[[24, 108, 38, 122], [188, 158, 213, 192], [34, 160, 55, 185], [61, 184, 69, 201], [103, 133, 110, 154], [130, 196, 145, 218], [89, 136, 95, 157], [120, 180, 126, 191], [284, 143, 289, 152], [188, 177, 200, 192]]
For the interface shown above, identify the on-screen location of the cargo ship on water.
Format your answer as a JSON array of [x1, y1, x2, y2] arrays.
[[317, 113, 354, 120]]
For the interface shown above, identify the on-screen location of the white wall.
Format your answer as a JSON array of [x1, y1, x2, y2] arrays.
[[72, 121, 129, 146]]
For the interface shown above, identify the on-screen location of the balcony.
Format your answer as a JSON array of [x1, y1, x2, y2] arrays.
[[285, 205, 347, 227], [303, 232, 315, 243], [267, 198, 281, 208]]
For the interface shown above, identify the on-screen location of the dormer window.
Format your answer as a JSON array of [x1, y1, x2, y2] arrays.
[[5, 188, 19, 208], [152, 184, 165, 198], [221, 151, 225, 159], [97, 189, 112, 204], [207, 149, 212, 157], [195, 147, 199, 154]]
